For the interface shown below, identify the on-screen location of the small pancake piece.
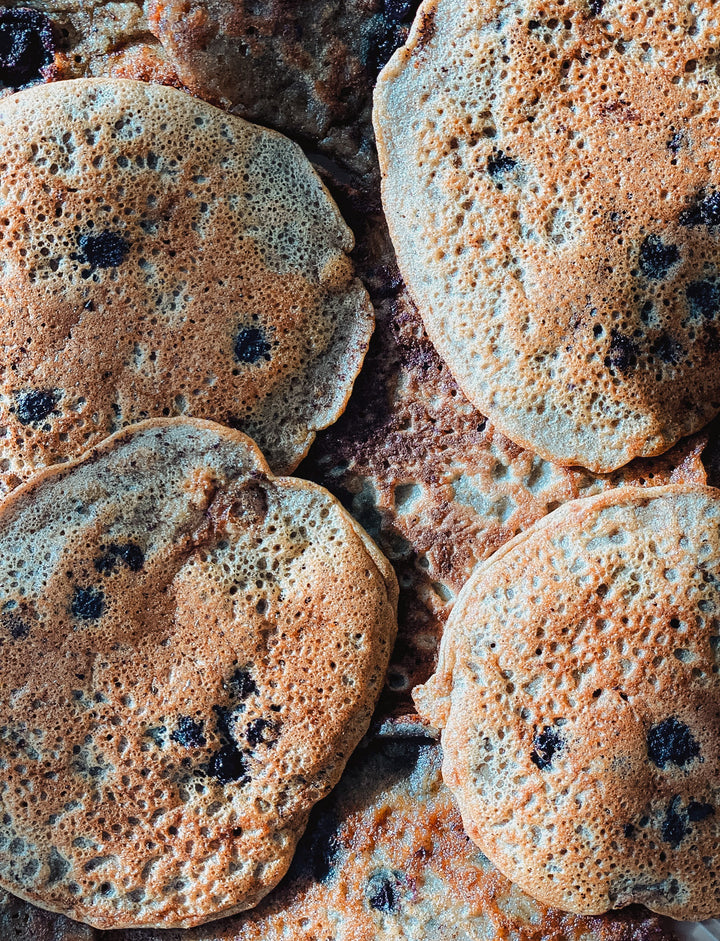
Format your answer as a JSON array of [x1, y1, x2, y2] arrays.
[[374, 0, 720, 471], [415, 485, 720, 919], [0, 78, 373, 493], [0, 419, 397, 929]]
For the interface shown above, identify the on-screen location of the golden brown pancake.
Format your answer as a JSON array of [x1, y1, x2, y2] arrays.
[[374, 0, 720, 471], [415, 485, 720, 920], [0, 78, 373, 493], [0, 419, 397, 929]]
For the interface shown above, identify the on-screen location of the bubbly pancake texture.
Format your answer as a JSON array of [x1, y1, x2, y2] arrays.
[[415, 485, 720, 920], [0, 419, 397, 929], [0, 78, 373, 492], [375, 0, 720, 471]]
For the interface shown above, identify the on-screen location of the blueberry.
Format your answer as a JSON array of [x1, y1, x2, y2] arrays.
[[639, 235, 680, 280], [234, 326, 271, 364], [212, 704, 236, 742], [647, 717, 700, 768], [245, 718, 279, 747], [78, 231, 129, 269], [207, 744, 249, 784], [70, 587, 105, 621], [229, 668, 259, 700], [487, 149, 517, 178], [530, 726, 564, 770], [95, 542, 144, 575], [667, 131, 683, 154], [0, 606, 30, 639], [623, 823, 636, 839], [605, 330, 638, 373], [0, 8, 55, 89], [680, 190, 720, 227], [171, 716, 206, 749], [686, 279, 720, 319], [384, 0, 417, 21], [661, 797, 688, 848], [365, 14, 407, 75], [588, 0, 603, 14], [366, 870, 402, 913], [14, 389, 57, 425], [652, 333, 684, 365], [688, 801, 714, 822]]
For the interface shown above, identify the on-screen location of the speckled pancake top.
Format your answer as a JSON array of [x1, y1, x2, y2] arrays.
[[0, 77, 373, 493], [0, 418, 397, 930], [375, 0, 720, 471], [415, 484, 720, 920]]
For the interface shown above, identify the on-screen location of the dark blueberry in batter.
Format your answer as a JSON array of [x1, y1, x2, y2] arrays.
[[14, 389, 56, 425], [623, 823, 636, 839], [71, 587, 105, 621], [234, 326, 271, 364], [667, 131, 683, 154], [0, 608, 30, 639], [647, 717, 700, 768], [95, 542, 144, 575], [686, 279, 720, 319], [171, 716, 206, 749], [487, 149, 517, 178], [383, 0, 417, 22], [639, 235, 680, 280], [530, 726, 565, 770], [688, 801, 715, 822], [366, 870, 402, 913], [605, 330, 638, 373], [245, 718, 279, 747], [652, 333, 684, 365], [207, 744, 249, 784], [661, 798, 688, 848], [229, 668, 259, 700], [0, 8, 55, 89], [78, 231, 129, 269], [212, 704, 235, 742], [681, 190, 720, 227], [588, 0, 604, 14]]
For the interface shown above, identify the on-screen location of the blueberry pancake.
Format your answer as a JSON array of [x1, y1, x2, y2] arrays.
[[0, 78, 373, 492], [0, 418, 397, 929], [375, 0, 720, 471], [416, 485, 720, 919]]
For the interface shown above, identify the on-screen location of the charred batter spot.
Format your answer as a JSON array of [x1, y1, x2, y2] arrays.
[[14, 388, 58, 425], [366, 869, 403, 913], [0, 8, 56, 90], [78, 231, 129, 270], [647, 717, 700, 768], [605, 330, 638, 373], [680, 190, 720, 227], [171, 716, 206, 749], [290, 806, 342, 884], [95, 542, 145, 575], [638, 235, 680, 280], [686, 279, 720, 319], [652, 333, 684, 365], [661, 797, 688, 848], [530, 726, 565, 770], [70, 587, 105, 621], [234, 326, 272, 364]]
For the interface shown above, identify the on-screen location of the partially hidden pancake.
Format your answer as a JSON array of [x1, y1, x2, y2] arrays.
[[415, 485, 720, 920], [0, 78, 373, 493], [6, 719, 676, 941], [0, 418, 397, 929], [374, 0, 720, 471]]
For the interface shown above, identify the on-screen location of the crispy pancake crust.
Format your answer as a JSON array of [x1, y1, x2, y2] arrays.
[[0, 78, 373, 491], [375, 0, 720, 471], [0, 418, 397, 929], [416, 485, 720, 919]]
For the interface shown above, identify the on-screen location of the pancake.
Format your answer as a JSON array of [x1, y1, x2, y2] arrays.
[[374, 0, 720, 471], [415, 485, 720, 920], [0, 77, 373, 493], [7, 719, 675, 941], [305, 276, 710, 712], [0, 418, 397, 929]]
